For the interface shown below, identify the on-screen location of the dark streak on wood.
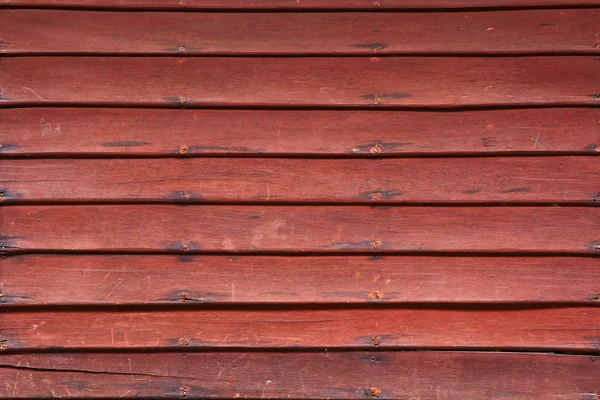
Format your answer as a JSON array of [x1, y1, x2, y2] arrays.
[[100, 141, 150, 148]]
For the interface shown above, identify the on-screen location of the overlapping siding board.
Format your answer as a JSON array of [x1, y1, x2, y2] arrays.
[[1, 1, 599, 398]]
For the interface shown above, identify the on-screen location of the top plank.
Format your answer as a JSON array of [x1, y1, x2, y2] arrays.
[[2, 9, 600, 55], [3, 0, 600, 9]]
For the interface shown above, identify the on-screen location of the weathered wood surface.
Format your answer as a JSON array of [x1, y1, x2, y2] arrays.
[[3, 9, 599, 55], [3, 307, 600, 350], [2, 206, 599, 254], [5, 0, 600, 9], [2, 108, 599, 156], [2, 57, 599, 108], [3, 255, 599, 305], [2, 5, 600, 398], [2, 157, 599, 204], [1, 352, 598, 399]]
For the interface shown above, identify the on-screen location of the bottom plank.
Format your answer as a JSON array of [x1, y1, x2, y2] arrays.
[[0, 352, 598, 399]]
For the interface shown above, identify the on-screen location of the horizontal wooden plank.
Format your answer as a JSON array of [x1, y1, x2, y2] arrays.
[[2, 9, 599, 55], [1, 352, 598, 400], [1, 206, 599, 254], [3, 255, 600, 305], [1, 57, 599, 108], [3, 307, 600, 350], [4, 0, 600, 9], [2, 108, 599, 156], [2, 157, 599, 204]]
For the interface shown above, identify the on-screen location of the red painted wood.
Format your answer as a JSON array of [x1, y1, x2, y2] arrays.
[[4, 0, 600, 9], [3, 307, 600, 351], [2, 255, 599, 305], [2, 108, 598, 156], [2, 157, 599, 204], [2, 9, 599, 55], [1, 352, 598, 399], [1, 206, 598, 254], [1, 57, 598, 108]]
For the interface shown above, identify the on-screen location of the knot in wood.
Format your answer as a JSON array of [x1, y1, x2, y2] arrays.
[[368, 291, 383, 299]]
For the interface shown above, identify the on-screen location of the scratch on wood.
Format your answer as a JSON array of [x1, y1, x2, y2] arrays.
[[22, 86, 45, 101]]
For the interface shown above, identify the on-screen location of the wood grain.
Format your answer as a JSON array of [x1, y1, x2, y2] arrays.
[[3, 307, 600, 351], [3, 255, 600, 305], [4, 0, 600, 9], [2, 108, 599, 156], [2, 9, 599, 55], [1, 352, 598, 399], [2, 57, 599, 108], [1, 206, 599, 254], [2, 157, 599, 204]]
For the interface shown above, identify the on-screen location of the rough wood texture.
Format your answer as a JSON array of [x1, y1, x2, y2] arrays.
[[1, 206, 599, 254], [1, 352, 598, 399], [3, 9, 599, 55], [3, 255, 599, 306], [2, 5, 600, 397], [3, 307, 600, 351], [4, 0, 600, 9], [2, 57, 599, 108], [2, 108, 598, 156], [2, 157, 599, 204]]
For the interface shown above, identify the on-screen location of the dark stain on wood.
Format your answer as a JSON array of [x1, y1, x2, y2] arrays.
[[587, 241, 600, 252], [503, 187, 531, 193], [348, 43, 387, 51], [167, 191, 204, 202], [101, 141, 150, 147], [360, 93, 413, 104], [0, 143, 20, 152], [349, 141, 416, 154], [330, 241, 385, 250], [357, 190, 403, 201]]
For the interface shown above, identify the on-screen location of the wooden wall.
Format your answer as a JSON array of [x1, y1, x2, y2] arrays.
[[1, 0, 600, 398]]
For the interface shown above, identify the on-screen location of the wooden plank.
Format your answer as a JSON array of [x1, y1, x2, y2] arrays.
[[1, 206, 598, 254], [2, 157, 599, 204], [2, 9, 599, 55], [3, 307, 600, 351], [2, 108, 599, 156], [2, 57, 599, 108], [1, 352, 598, 400], [2, 255, 600, 305], [4, 0, 600, 10]]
